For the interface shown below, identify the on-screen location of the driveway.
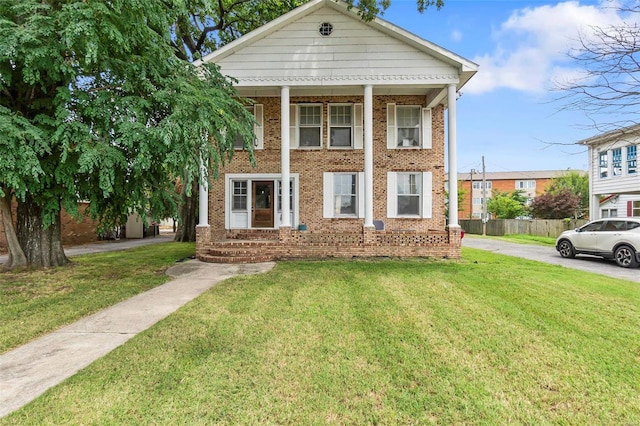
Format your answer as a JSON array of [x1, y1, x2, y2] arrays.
[[463, 235, 640, 283]]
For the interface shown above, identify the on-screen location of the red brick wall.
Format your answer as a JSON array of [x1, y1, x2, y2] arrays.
[[208, 95, 446, 237], [0, 201, 99, 254]]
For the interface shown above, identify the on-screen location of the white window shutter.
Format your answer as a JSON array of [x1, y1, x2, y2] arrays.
[[357, 172, 365, 218], [387, 103, 396, 149], [421, 108, 432, 149], [289, 104, 298, 149], [254, 104, 264, 150], [422, 171, 432, 218], [354, 103, 363, 149], [387, 172, 397, 218], [323, 172, 334, 218]]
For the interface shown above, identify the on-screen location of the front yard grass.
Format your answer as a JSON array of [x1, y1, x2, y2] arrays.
[[0, 242, 195, 353], [3, 248, 639, 424]]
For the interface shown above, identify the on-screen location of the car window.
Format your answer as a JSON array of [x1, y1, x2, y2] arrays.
[[627, 221, 640, 230], [581, 222, 604, 232], [604, 220, 625, 231]]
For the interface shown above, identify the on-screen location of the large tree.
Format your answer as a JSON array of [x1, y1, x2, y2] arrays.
[[556, 1, 640, 131], [546, 171, 589, 218], [169, 0, 445, 241], [529, 188, 581, 220], [0, 0, 255, 268], [487, 190, 529, 219]]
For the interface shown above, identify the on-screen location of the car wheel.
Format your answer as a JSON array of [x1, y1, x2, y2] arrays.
[[558, 240, 575, 258], [614, 245, 639, 268]]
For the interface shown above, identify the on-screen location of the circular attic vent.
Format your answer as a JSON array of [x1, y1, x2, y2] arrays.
[[318, 22, 333, 36]]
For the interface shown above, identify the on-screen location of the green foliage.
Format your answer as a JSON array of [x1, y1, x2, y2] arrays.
[[530, 188, 581, 219], [487, 190, 529, 219], [546, 170, 588, 217], [343, 0, 444, 20], [0, 0, 256, 231]]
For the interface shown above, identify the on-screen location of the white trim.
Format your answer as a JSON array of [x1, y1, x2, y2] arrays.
[[387, 172, 397, 218], [224, 173, 299, 229], [422, 171, 432, 218], [386, 103, 396, 149], [354, 103, 363, 150], [358, 171, 365, 219], [323, 172, 334, 218], [254, 104, 264, 149], [289, 104, 298, 148], [421, 107, 432, 150]]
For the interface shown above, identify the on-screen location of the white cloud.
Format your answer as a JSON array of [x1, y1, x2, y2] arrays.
[[465, 1, 627, 95], [451, 29, 463, 42]]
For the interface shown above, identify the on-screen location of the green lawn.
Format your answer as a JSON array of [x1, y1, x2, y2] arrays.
[[0, 242, 195, 353], [2, 248, 639, 424]]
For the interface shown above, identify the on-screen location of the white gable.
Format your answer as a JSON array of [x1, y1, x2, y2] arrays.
[[199, 0, 477, 96]]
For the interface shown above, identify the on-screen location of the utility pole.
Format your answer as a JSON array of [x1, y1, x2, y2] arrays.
[[469, 169, 475, 219], [482, 156, 487, 236]]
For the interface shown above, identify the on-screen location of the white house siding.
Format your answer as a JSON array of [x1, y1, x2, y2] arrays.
[[589, 139, 640, 196], [214, 7, 458, 86]]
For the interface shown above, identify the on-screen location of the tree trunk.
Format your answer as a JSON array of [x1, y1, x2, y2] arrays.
[[174, 180, 198, 242], [0, 193, 27, 269], [16, 194, 68, 268]]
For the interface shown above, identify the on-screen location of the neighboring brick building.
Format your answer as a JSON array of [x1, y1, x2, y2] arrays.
[[0, 202, 99, 254], [453, 170, 578, 220], [194, 0, 478, 262]]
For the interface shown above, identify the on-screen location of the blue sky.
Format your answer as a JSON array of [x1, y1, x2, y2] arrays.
[[380, 0, 625, 174]]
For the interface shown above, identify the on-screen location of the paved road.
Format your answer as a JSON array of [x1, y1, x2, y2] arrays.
[[463, 235, 640, 283]]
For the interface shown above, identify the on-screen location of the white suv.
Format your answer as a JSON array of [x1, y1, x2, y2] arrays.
[[556, 218, 640, 268]]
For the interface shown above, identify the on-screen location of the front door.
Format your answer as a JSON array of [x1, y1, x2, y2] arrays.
[[252, 181, 274, 228]]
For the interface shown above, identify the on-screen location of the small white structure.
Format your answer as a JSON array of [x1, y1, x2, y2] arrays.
[[579, 125, 640, 219]]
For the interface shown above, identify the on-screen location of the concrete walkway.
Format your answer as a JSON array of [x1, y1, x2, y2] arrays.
[[0, 245, 275, 418]]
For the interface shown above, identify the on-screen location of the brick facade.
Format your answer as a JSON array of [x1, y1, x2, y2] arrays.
[[198, 95, 462, 262]]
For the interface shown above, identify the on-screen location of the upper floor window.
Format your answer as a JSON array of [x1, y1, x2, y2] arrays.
[[396, 106, 421, 147], [329, 104, 353, 148], [298, 105, 322, 148], [628, 145, 637, 175], [472, 181, 492, 190], [599, 151, 608, 178], [386, 103, 432, 149], [516, 180, 536, 190], [612, 148, 622, 176], [233, 104, 263, 150]]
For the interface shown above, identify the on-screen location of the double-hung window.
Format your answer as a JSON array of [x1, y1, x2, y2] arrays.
[[387, 172, 432, 218], [627, 145, 637, 174], [329, 104, 353, 148], [387, 103, 432, 149], [599, 151, 608, 178], [396, 106, 421, 147], [322, 172, 365, 218], [612, 148, 622, 176], [298, 105, 322, 148], [396, 173, 421, 215]]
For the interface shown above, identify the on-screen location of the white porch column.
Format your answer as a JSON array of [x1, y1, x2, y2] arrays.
[[280, 86, 291, 227], [198, 156, 209, 226], [447, 83, 459, 227], [364, 84, 374, 228]]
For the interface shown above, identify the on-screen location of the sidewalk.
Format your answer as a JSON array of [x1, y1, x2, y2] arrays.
[[0, 240, 276, 418]]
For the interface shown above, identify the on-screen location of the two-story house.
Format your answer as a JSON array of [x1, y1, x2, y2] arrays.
[[193, 0, 478, 262], [579, 125, 640, 219]]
